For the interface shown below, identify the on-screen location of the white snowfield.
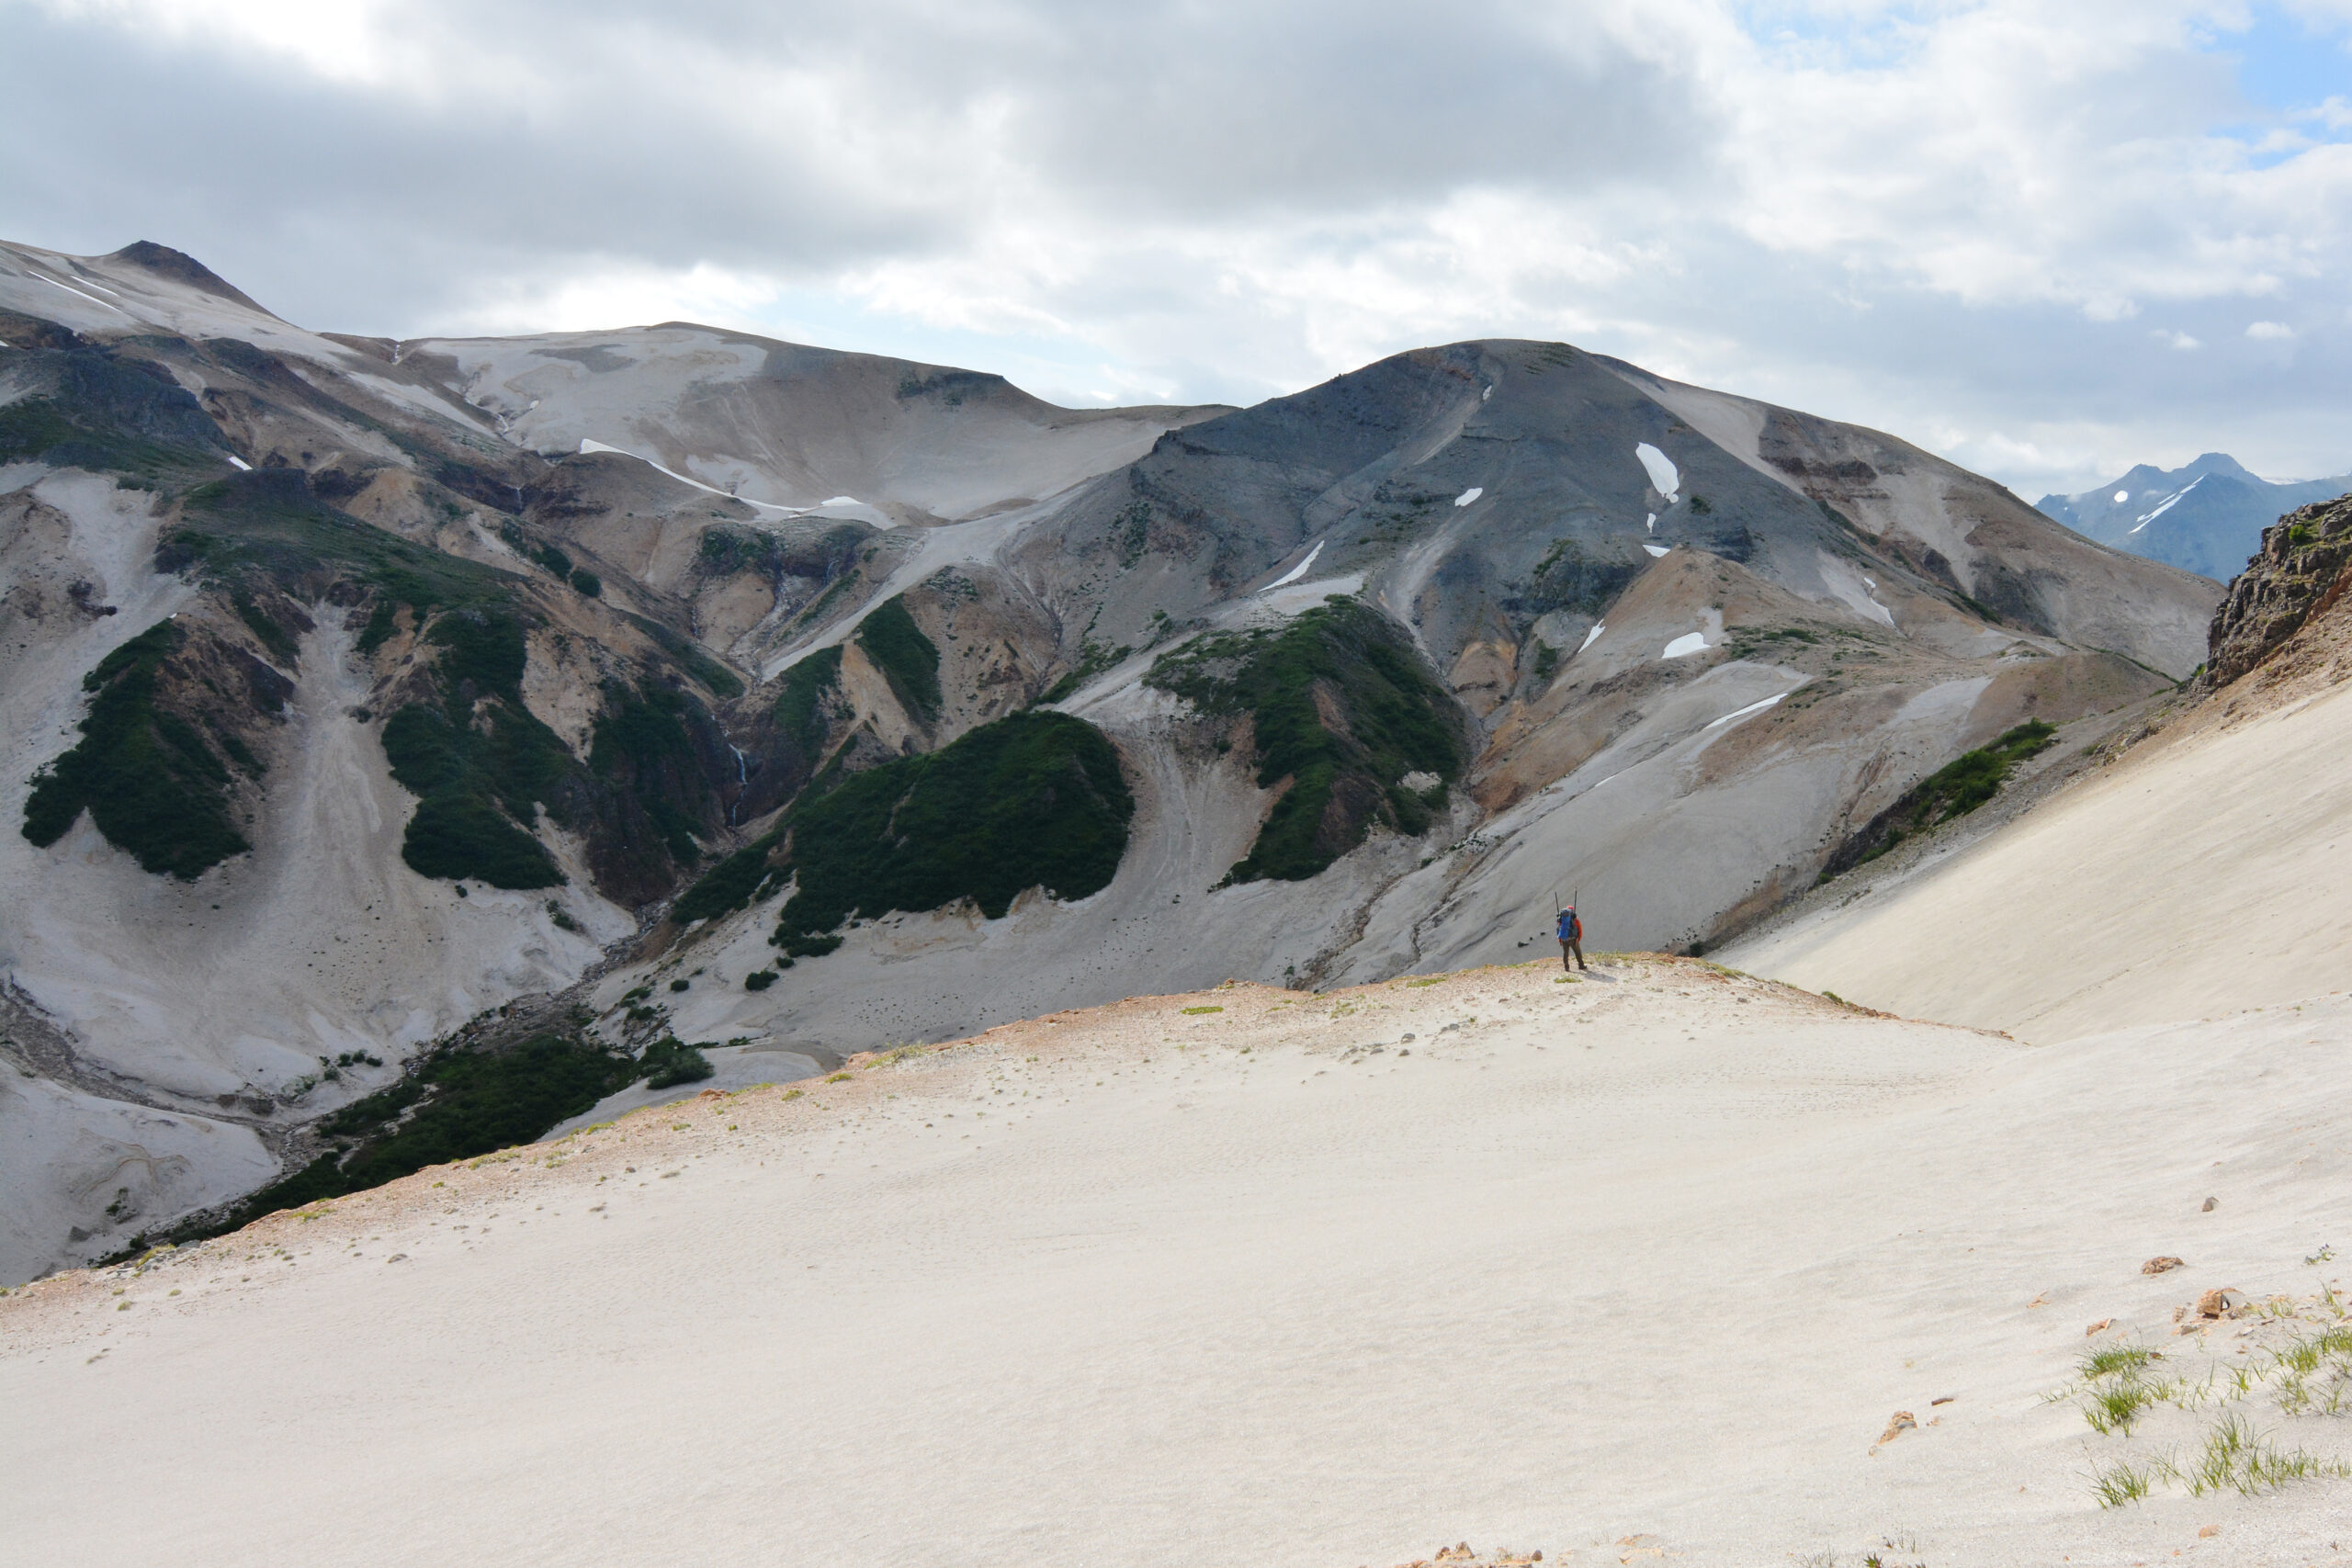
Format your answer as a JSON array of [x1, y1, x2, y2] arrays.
[[1635, 440, 1679, 503], [1261, 538, 1324, 591], [6, 965, 2346, 1566]]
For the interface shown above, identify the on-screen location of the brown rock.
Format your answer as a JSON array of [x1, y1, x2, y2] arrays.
[[2086, 1318, 2114, 1336], [1879, 1410, 1917, 1442], [2199, 1524, 2222, 1538], [2201, 1196, 2218, 1212], [2143, 1255, 2186, 1275], [2195, 1286, 2247, 1318]]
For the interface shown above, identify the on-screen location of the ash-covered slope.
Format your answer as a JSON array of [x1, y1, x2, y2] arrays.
[[2038, 452, 2352, 582], [0, 240, 2220, 1280], [1728, 491, 2352, 1037]]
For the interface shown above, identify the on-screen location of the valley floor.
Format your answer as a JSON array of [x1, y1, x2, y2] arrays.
[[5, 958, 2347, 1566]]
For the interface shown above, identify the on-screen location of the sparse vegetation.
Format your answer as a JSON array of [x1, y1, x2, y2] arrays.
[[1043, 638, 1132, 704], [1824, 721, 2060, 880]]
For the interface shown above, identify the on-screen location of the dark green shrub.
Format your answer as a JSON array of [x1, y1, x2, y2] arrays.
[[1147, 598, 1465, 882], [20, 620, 251, 878], [570, 568, 601, 597], [673, 839, 785, 923], [639, 1035, 714, 1089], [766, 710, 1132, 949], [855, 595, 941, 720], [164, 1032, 639, 1237], [1822, 720, 2060, 881], [377, 610, 573, 889], [744, 969, 777, 991], [774, 645, 843, 750], [588, 683, 713, 868]]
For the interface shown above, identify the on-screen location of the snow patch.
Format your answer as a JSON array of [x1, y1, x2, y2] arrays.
[[1578, 622, 1605, 653], [1453, 487, 1484, 508], [1644, 544, 1670, 558], [1704, 693, 1786, 729], [823, 495, 861, 507], [1261, 540, 1324, 592], [576, 438, 798, 514], [2113, 490, 2130, 503], [2131, 475, 2202, 533], [1480, 385, 1493, 401], [33, 273, 131, 318], [1635, 442, 1680, 504], [1662, 632, 1709, 660], [226, 455, 252, 471], [1645, 513, 1656, 534]]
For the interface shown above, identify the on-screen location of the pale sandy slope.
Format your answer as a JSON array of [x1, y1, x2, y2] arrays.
[[5, 959, 2346, 1567], [1724, 675, 2352, 1041]]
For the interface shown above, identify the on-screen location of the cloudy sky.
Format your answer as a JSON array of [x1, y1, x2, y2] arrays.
[[5, 0, 2349, 496]]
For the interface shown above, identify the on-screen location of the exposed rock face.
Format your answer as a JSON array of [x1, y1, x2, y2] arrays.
[[2202, 491, 2352, 688]]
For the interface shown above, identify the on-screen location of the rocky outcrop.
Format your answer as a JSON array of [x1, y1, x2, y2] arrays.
[[2202, 491, 2352, 688]]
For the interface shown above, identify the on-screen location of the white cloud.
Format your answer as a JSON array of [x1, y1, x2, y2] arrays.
[[2, 0, 2349, 491], [2246, 319, 2297, 339]]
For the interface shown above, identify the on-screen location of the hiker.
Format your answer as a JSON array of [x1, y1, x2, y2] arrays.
[[1556, 903, 1587, 972]]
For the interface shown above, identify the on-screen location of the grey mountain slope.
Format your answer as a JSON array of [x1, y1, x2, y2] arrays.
[[2038, 452, 2352, 581], [0, 241, 2222, 1280]]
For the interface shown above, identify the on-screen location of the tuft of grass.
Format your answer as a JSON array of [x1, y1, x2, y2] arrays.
[[2089, 1458, 2160, 1508], [2081, 1345, 2159, 1380], [2184, 1412, 2349, 1496], [1180, 1005, 1223, 1015]]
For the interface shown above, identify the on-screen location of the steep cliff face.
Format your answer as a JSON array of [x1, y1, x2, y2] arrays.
[[2202, 491, 2352, 689]]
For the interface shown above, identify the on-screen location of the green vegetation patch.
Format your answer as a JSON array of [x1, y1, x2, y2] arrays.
[[639, 1035, 714, 1089], [379, 609, 573, 889], [1145, 597, 1465, 883], [165, 1032, 640, 1235], [673, 837, 786, 924], [855, 595, 942, 721], [21, 620, 251, 878], [588, 683, 711, 868], [1042, 638, 1133, 704], [623, 611, 744, 699], [766, 710, 1131, 947], [1824, 720, 2059, 880], [774, 645, 844, 751], [165, 469, 517, 626], [0, 351, 224, 484]]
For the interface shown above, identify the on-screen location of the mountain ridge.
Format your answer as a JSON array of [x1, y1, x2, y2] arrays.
[[0, 236, 2220, 1280]]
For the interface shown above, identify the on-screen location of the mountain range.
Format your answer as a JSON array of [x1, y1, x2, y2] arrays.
[[0, 238, 2221, 1281], [2038, 452, 2352, 582]]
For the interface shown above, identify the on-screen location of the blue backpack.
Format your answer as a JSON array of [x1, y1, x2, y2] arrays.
[[1557, 908, 1581, 942]]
